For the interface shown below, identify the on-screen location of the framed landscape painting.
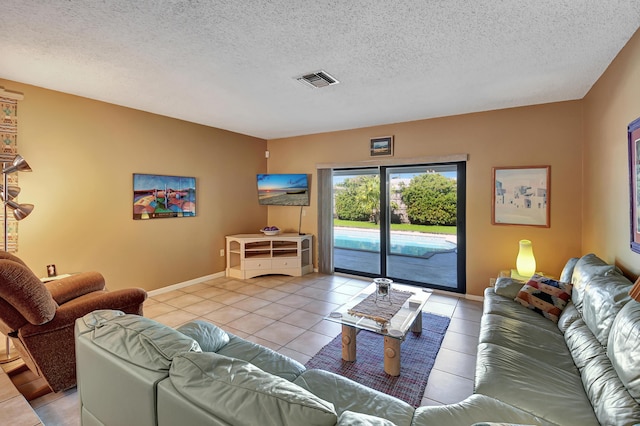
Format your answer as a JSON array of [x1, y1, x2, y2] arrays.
[[492, 166, 550, 227], [628, 117, 640, 253], [370, 136, 393, 157], [133, 173, 196, 220]]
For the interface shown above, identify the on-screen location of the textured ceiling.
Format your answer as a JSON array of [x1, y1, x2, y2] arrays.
[[1, 1, 639, 139]]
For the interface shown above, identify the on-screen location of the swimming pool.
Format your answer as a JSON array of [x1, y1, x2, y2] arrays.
[[334, 228, 456, 257]]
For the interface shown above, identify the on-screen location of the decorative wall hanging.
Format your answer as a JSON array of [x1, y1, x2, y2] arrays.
[[133, 173, 196, 220], [0, 92, 33, 251], [628, 117, 640, 253], [492, 166, 550, 227], [370, 136, 393, 157]]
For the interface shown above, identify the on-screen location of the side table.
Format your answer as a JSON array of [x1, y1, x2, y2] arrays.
[[40, 273, 72, 283], [0, 333, 18, 364]]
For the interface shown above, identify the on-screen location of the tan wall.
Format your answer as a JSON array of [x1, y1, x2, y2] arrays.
[[8, 28, 638, 296], [1, 79, 267, 291], [582, 28, 640, 277], [267, 102, 584, 296]]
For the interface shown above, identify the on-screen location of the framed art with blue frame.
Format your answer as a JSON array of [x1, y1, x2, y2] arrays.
[[628, 117, 640, 253]]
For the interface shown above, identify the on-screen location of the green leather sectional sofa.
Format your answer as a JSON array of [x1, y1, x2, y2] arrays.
[[416, 253, 640, 425], [75, 310, 415, 425], [75, 253, 640, 425]]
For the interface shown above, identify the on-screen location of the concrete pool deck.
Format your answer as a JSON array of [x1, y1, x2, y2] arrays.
[[334, 249, 458, 289], [333, 228, 459, 289]]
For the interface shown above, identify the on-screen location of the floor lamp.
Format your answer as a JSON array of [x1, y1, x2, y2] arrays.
[[1, 154, 33, 364]]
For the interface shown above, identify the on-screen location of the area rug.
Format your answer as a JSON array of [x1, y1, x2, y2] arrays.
[[305, 312, 450, 407]]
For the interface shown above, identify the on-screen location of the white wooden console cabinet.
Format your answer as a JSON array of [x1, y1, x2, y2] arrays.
[[226, 233, 313, 279]]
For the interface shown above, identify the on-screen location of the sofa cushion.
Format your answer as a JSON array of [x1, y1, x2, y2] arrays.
[[338, 410, 396, 425], [570, 254, 619, 311], [82, 311, 201, 371], [294, 368, 415, 426], [557, 302, 581, 334], [471, 423, 536, 426], [478, 314, 576, 371], [177, 320, 230, 352], [563, 318, 603, 371], [559, 257, 579, 283], [609, 301, 640, 399], [601, 301, 640, 424], [474, 343, 599, 426], [217, 333, 305, 381], [412, 394, 556, 426], [514, 275, 572, 323], [170, 352, 337, 426], [581, 274, 632, 346], [579, 352, 640, 425], [483, 288, 559, 333]]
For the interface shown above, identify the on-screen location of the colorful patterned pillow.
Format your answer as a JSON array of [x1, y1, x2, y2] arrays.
[[514, 274, 573, 323]]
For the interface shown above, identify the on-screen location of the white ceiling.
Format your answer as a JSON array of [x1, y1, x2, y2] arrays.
[[1, 1, 639, 139]]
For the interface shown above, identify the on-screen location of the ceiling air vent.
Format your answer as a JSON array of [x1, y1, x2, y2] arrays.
[[297, 70, 339, 88]]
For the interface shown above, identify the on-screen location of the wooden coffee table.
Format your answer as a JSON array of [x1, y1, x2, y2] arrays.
[[325, 282, 431, 376]]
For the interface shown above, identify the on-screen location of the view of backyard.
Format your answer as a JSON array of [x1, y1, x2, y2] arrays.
[[333, 219, 456, 235], [332, 167, 461, 290]]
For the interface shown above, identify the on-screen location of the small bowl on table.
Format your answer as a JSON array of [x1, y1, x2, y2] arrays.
[[260, 227, 280, 236]]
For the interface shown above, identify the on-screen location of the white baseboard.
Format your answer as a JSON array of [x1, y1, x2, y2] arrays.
[[333, 272, 484, 301], [464, 294, 484, 302], [147, 271, 226, 296]]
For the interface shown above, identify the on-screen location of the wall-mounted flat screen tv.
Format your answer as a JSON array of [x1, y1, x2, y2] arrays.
[[257, 174, 310, 206]]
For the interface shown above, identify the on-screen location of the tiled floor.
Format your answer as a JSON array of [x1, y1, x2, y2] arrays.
[[32, 272, 482, 425], [0, 367, 43, 426]]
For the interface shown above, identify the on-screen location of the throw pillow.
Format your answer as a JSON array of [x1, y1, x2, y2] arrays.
[[514, 274, 572, 323]]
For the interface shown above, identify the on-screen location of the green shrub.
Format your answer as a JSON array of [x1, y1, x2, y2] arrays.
[[401, 173, 457, 226], [334, 175, 380, 222]]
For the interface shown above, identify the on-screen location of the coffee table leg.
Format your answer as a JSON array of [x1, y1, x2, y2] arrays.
[[411, 311, 423, 333], [384, 336, 401, 376], [342, 325, 357, 361]]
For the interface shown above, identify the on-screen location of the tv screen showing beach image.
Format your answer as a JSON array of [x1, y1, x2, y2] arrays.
[[257, 174, 310, 206]]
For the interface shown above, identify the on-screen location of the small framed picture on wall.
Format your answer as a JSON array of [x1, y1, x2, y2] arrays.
[[370, 136, 393, 157]]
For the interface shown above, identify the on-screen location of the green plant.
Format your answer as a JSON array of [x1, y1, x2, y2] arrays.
[[334, 175, 380, 223], [401, 173, 457, 226]]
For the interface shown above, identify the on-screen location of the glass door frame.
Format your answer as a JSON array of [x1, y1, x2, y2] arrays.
[[332, 161, 466, 294]]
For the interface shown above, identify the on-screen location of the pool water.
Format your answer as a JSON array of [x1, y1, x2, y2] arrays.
[[334, 228, 456, 257]]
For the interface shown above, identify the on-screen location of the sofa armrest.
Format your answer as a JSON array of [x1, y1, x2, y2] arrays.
[[411, 394, 554, 426], [294, 369, 415, 426], [216, 333, 305, 381], [20, 288, 147, 337], [493, 277, 525, 299], [45, 272, 106, 304], [17, 288, 146, 391]]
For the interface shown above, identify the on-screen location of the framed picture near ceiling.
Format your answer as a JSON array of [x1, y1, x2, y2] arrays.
[[492, 166, 550, 227], [628, 117, 640, 253], [133, 173, 196, 220], [370, 136, 393, 157]]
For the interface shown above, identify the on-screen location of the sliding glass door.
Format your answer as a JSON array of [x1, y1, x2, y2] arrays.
[[333, 168, 380, 276], [332, 162, 465, 293]]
